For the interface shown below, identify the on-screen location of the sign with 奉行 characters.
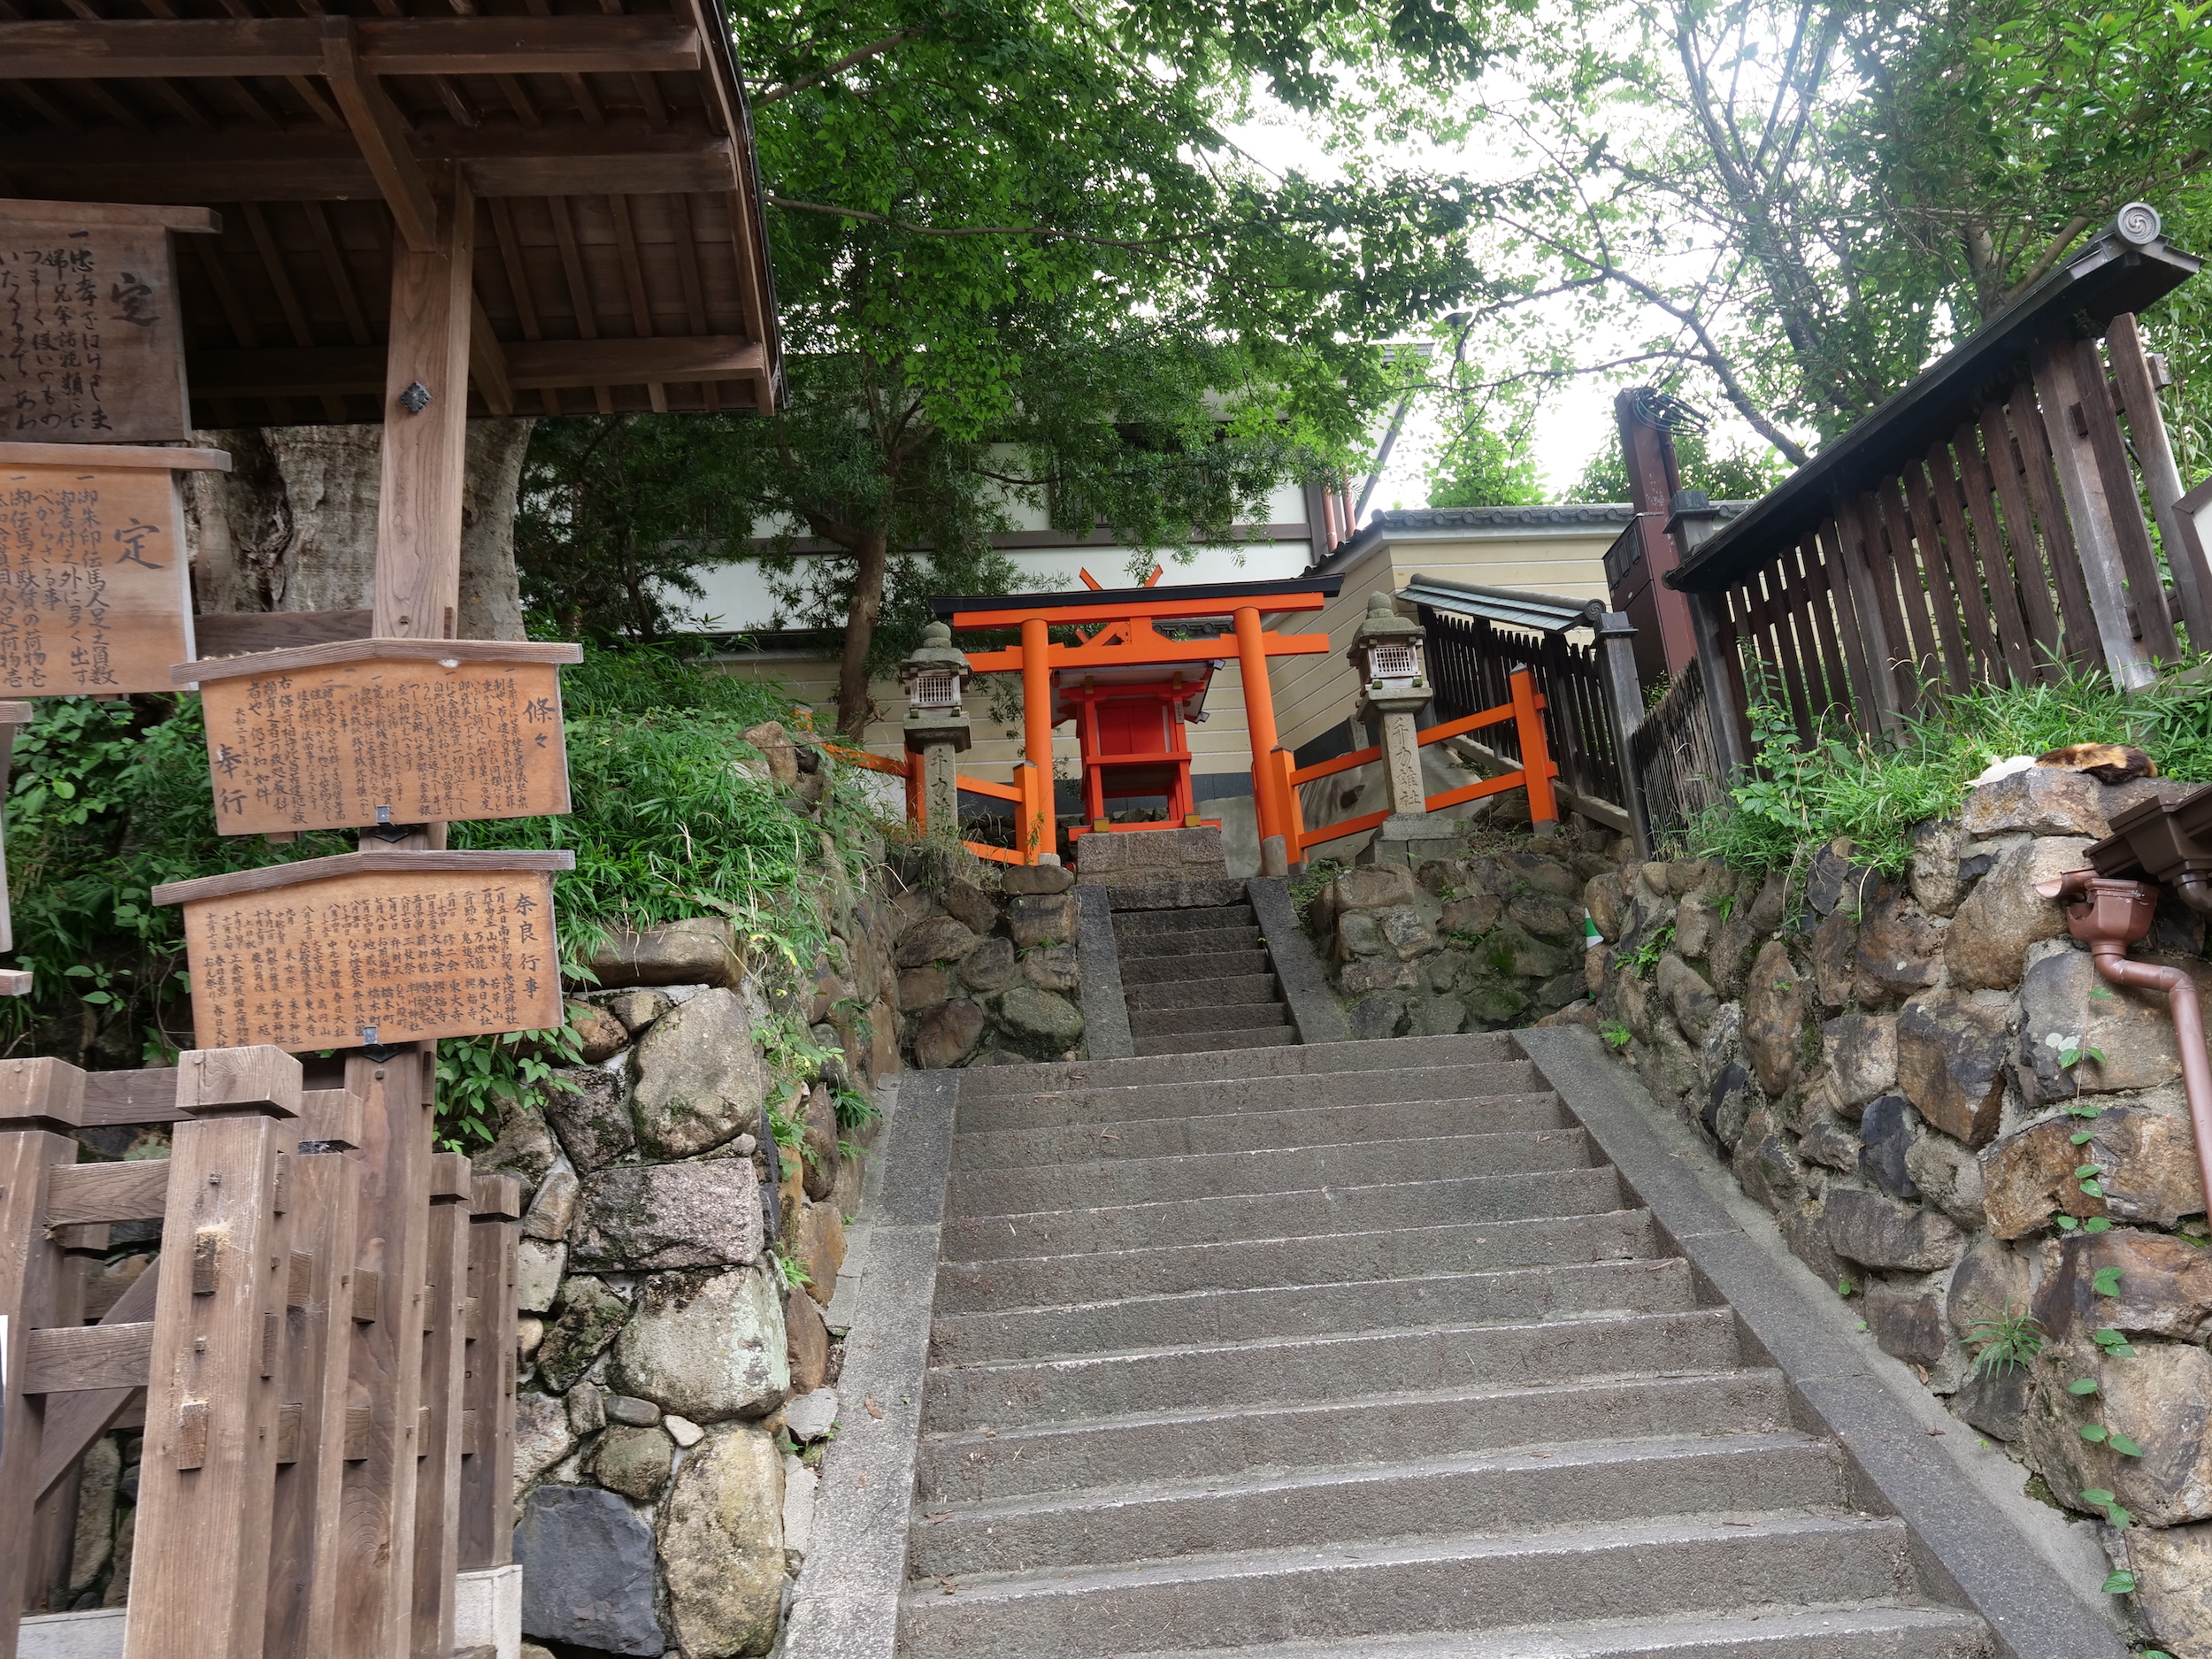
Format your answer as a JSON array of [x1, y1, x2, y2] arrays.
[[152, 849, 576, 1052], [0, 200, 218, 444], [0, 442, 227, 695], [179, 639, 584, 836]]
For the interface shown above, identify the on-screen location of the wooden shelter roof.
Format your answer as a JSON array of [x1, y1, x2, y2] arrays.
[[0, 0, 782, 424]]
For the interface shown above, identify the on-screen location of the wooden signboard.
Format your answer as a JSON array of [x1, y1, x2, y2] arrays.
[[178, 640, 586, 836], [151, 850, 575, 1052], [0, 442, 227, 695], [1, 200, 219, 444]]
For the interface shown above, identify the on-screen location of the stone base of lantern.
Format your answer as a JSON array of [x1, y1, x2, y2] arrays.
[[1357, 811, 1460, 868]]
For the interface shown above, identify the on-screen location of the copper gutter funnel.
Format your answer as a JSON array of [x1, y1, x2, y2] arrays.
[[2037, 870, 2212, 1208]]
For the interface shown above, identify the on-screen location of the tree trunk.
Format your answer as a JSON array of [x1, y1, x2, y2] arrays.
[[835, 526, 890, 737], [183, 418, 535, 640]]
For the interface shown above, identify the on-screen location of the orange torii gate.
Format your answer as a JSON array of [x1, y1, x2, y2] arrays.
[[937, 574, 1342, 869]]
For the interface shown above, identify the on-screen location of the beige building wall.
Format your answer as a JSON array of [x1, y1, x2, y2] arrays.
[[711, 503, 1631, 797]]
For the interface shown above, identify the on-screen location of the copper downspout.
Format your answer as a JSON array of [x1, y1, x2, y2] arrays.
[[2038, 870, 2212, 1209]]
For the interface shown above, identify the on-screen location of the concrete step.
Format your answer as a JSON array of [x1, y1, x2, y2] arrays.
[[1127, 1001, 1290, 1037], [1104, 877, 1249, 910], [896, 1511, 1919, 1658], [1116, 924, 1263, 958], [1112, 902, 1255, 936], [910, 1432, 1844, 1579], [1134, 1027, 1300, 1056], [917, 1368, 1793, 1503], [934, 1209, 1659, 1314], [945, 1128, 1596, 1219], [955, 1061, 1543, 1132], [939, 1165, 1626, 1262], [1120, 948, 1272, 985], [920, 1308, 1741, 1432], [928, 1256, 1696, 1364], [1123, 972, 1282, 1010], [1105, 1604, 1994, 1659], [951, 1033, 1522, 1098], [950, 1092, 1571, 1171]]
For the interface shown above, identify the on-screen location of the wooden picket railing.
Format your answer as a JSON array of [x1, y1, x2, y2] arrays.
[[826, 743, 1048, 866], [1421, 606, 1627, 810], [0, 1048, 520, 1659], [1286, 667, 1558, 855]]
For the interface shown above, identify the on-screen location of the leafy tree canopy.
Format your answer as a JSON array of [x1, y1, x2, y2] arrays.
[[1426, 417, 1547, 506], [518, 0, 1519, 734], [1570, 423, 1787, 503]]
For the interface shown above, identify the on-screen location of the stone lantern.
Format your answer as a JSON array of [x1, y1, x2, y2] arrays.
[[1349, 591, 1453, 864], [901, 621, 972, 833]]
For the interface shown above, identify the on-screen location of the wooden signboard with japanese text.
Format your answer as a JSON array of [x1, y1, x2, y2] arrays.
[[179, 639, 585, 836], [1, 200, 218, 443], [0, 442, 227, 695], [152, 849, 575, 1052]]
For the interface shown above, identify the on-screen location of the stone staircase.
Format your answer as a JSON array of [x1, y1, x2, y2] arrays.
[[1115, 895, 1299, 1057], [890, 1033, 1995, 1657]]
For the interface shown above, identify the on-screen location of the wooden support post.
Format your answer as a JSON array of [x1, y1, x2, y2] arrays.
[[1671, 494, 1757, 770], [124, 1048, 303, 1659], [1509, 670, 1559, 832], [0, 1058, 88, 1659], [27, 1208, 96, 1614], [333, 1048, 434, 1659], [2029, 341, 2154, 691], [1233, 605, 1286, 872], [457, 1172, 521, 1571], [411, 1151, 472, 1658], [1018, 618, 1056, 863], [2108, 313, 2212, 649], [265, 1088, 365, 1659], [373, 166, 475, 643], [1595, 611, 1654, 858]]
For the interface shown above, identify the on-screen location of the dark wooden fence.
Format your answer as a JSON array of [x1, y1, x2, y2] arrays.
[[1420, 606, 1626, 813], [1644, 213, 2207, 847], [1629, 661, 1724, 855]]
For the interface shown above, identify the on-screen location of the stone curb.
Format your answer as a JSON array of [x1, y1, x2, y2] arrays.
[[780, 1071, 957, 1658], [1248, 877, 1350, 1046], [1516, 1025, 2129, 1659], [1073, 886, 1134, 1060]]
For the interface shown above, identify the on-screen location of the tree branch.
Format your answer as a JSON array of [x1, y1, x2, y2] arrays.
[[765, 196, 1178, 254], [754, 28, 925, 104]]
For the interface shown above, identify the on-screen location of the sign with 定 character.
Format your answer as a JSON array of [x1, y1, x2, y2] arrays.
[[0, 442, 226, 695], [0, 200, 219, 444], [179, 639, 585, 836], [152, 849, 576, 1052]]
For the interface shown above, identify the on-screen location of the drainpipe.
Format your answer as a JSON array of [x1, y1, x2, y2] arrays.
[[2038, 870, 2212, 1209]]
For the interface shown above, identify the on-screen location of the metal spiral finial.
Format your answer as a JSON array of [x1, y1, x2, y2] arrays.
[[2116, 203, 2162, 246]]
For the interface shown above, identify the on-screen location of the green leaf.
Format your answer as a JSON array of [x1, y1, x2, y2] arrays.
[[2080, 1179, 2106, 1198], [2084, 1218, 2115, 1234], [2093, 1267, 2124, 1296], [2055, 1216, 2082, 1233], [2079, 1423, 2110, 1443], [2103, 1570, 2138, 1595], [2079, 1487, 2116, 1505], [2110, 1432, 2146, 1457], [2070, 1378, 2101, 1395], [2075, 1164, 2103, 1179], [2071, 1131, 2095, 1145]]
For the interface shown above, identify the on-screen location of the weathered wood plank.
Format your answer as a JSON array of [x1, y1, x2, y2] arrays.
[[23, 1321, 153, 1392], [44, 1160, 168, 1226], [412, 1151, 473, 1657], [35, 1269, 157, 1502]]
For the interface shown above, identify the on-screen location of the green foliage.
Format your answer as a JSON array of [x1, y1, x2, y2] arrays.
[[1289, 857, 1348, 923], [2079, 1486, 2132, 1529], [1428, 415, 1546, 507], [1966, 1306, 2046, 1375], [1620, 923, 1673, 980], [1599, 1020, 1633, 1050], [435, 1025, 584, 1155], [2105, 1570, 2139, 1596], [1571, 425, 1787, 505], [1694, 658, 2212, 879], [2093, 1328, 2140, 1359]]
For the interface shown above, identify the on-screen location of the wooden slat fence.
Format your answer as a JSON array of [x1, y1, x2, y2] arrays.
[[1420, 607, 1626, 811], [1629, 660, 1725, 855], [0, 1050, 521, 1659]]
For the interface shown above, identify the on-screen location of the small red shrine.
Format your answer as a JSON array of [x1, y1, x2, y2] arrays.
[[931, 571, 1344, 865]]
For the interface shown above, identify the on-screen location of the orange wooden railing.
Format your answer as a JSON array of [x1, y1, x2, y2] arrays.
[[1288, 666, 1557, 855], [822, 744, 1045, 865]]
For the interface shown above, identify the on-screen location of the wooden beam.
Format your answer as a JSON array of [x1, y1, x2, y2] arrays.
[[0, 15, 699, 77], [4, 126, 741, 201], [321, 17, 438, 255], [2029, 341, 2154, 690], [23, 1322, 153, 1394], [192, 608, 372, 659], [188, 335, 766, 396], [373, 162, 474, 637], [2108, 312, 2212, 648], [468, 290, 514, 417], [34, 1268, 157, 1503], [0, 194, 215, 232], [43, 1160, 167, 1226]]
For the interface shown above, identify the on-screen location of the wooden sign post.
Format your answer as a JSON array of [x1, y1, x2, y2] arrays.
[[0, 442, 228, 695], [178, 640, 585, 836], [151, 850, 575, 1053], [0, 201, 219, 445]]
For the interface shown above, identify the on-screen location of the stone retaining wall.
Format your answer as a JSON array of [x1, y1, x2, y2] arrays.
[[1577, 765, 2212, 1655], [887, 851, 1087, 1068]]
